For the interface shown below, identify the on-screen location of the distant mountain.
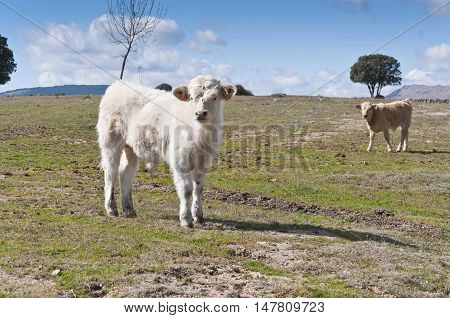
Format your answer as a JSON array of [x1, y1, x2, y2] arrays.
[[387, 85, 450, 100], [0, 84, 109, 96]]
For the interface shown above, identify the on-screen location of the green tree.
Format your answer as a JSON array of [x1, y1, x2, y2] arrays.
[[350, 54, 401, 98], [0, 35, 17, 85]]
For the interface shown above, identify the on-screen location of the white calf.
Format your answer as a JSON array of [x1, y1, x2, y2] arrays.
[[96, 76, 236, 227]]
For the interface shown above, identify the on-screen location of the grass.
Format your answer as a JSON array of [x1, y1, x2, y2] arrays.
[[0, 95, 448, 297], [301, 274, 366, 298], [243, 260, 284, 276]]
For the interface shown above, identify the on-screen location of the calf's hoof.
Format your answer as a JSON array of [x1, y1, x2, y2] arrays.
[[180, 220, 194, 228], [194, 216, 205, 225], [106, 209, 119, 217], [387, 148, 393, 153], [125, 210, 137, 218]]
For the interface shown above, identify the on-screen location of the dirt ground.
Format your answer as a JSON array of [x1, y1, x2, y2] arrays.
[[0, 95, 448, 298]]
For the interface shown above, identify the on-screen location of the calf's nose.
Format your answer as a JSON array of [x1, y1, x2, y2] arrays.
[[195, 110, 208, 118], [364, 114, 368, 118]]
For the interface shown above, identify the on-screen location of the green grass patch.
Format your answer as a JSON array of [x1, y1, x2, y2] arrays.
[[301, 274, 365, 298], [243, 260, 284, 276]]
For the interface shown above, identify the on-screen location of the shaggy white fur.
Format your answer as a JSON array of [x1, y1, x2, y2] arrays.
[[96, 76, 236, 227]]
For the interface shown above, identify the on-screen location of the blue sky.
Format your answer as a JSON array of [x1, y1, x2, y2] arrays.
[[1, 0, 449, 96]]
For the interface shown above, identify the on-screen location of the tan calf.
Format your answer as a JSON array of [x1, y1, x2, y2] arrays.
[[355, 100, 412, 152]]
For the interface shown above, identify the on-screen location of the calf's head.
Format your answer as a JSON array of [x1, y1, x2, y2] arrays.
[[355, 102, 378, 122], [173, 76, 236, 123]]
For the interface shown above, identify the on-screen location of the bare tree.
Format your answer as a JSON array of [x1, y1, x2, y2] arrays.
[[104, 0, 166, 79]]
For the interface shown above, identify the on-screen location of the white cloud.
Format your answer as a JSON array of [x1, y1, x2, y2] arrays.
[[273, 71, 304, 87], [235, 67, 375, 97], [309, 70, 375, 97], [196, 30, 226, 45], [403, 43, 450, 86], [132, 48, 181, 71], [421, 43, 450, 71], [153, 19, 185, 45], [26, 16, 231, 88], [313, 69, 337, 82], [176, 59, 232, 80], [188, 29, 226, 53], [405, 68, 436, 85], [37, 72, 72, 87]]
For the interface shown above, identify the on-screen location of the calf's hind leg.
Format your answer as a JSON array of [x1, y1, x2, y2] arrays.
[[383, 129, 393, 152], [402, 128, 409, 151], [396, 128, 404, 152], [119, 146, 139, 218]]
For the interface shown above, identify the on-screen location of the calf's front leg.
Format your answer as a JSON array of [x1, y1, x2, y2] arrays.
[[192, 172, 206, 224], [367, 130, 375, 152], [173, 171, 194, 228]]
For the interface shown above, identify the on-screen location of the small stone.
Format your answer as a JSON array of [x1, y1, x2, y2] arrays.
[[51, 269, 61, 276], [180, 250, 190, 257], [250, 272, 263, 279]]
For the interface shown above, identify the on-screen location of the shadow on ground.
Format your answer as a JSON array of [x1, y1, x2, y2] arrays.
[[408, 150, 450, 155], [207, 218, 417, 248]]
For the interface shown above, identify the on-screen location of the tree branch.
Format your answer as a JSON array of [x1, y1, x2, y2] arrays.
[[103, 0, 166, 79]]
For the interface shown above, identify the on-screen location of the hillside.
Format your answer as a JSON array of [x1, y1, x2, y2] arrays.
[[0, 84, 109, 96], [387, 85, 450, 100]]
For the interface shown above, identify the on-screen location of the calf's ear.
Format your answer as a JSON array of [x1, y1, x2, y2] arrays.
[[355, 104, 361, 109], [221, 84, 237, 101], [173, 86, 190, 101]]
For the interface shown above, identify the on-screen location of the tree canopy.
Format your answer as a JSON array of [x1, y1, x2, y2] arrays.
[[350, 54, 401, 98], [155, 83, 172, 92], [0, 35, 17, 85], [235, 84, 254, 96]]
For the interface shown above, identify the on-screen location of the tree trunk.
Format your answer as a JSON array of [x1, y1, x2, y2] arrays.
[[367, 85, 374, 98], [376, 84, 383, 96], [119, 45, 132, 80]]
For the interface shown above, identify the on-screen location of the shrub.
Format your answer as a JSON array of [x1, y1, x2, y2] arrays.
[[155, 83, 172, 92], [235, 84, 254, 96]]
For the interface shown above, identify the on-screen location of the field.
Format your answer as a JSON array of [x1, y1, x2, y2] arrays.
[[0, 94, 448, 297]]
